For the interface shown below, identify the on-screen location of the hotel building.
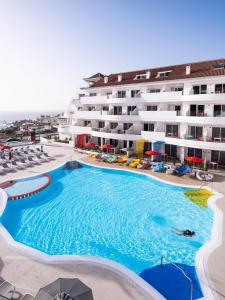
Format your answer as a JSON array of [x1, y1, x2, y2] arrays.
[[59, 59, 225, 167]]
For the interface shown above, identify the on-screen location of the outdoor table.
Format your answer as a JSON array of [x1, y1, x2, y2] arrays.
[[214, 137, 222, 142], [210, 162, 218, 169]]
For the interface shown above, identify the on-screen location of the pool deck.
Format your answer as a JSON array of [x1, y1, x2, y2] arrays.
[[0, 142, 224, 299]]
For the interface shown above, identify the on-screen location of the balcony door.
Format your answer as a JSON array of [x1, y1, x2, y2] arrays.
[[127, 106, 137, 115], [165, 144, 177, 158], [166, 124, 178, 137], [214, 105, 225, 117], [113, 106, 122, 115], [193, 85, 207, 94], [212, 127, 225, 141], [143, 123, 154, 131], [190, 105, 204, 116], [117, 91, 126, 98], [211, 151, 225, 167], [215, 84, 225, 93], [188, 126, 203, 139], [188, 148, 202, 158]]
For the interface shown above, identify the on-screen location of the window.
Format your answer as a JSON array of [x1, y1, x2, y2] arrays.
[[102, 106, 109, 111], [213, 63, 225, 70], [212, 127, 225, 140], [211, 151, 225, 167], [143, 123, 154, 131], [89, 93, 97, 97], [171, 87, 183, 92], [166, 124, 178, 137], [215, 84, 225, 94], [156, 71, 171, 78], [193, 85, 207, 94], [113, 106, 122, 115], [131, 90, 141, 98], [134, 74, 146, 80], [98, 121, 105, 129], [123, 123, 132, 130], [117, 91, 126, 98], [127, 106, 137, 115], [190, 105, 205, 116], [78, 93, 85, 98], [149, 89, 160, 93], [84, 121, 91, 126], [188, 148, 202, 158], [214, 105, 225, 117], [110, 139, 118, 147], [110, 122, 118, 129], [87, 106, 95, 111], [188, 126, 203, 139], [147, 105, 157, 111], [165, 144, 177, 158]]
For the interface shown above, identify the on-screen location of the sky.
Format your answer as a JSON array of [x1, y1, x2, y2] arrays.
[[0, 0, 225, 112]]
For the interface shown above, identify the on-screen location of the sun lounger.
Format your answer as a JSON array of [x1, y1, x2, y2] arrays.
[[20, 158, 32, 167], [11, 160, 26, 170], [0, 163, 14, 172], [129, 159, 140, 168], [196, 170, 214, 181], [42, 152, 54, 161], [153, 162, 164, 172], [104, 156, 117, 163], [174, 164, 191, 175], [27, 156, 39, 165], [117, 155, 128, 163], [0, 281, 15, 299]]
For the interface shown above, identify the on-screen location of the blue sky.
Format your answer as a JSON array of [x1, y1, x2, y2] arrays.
[[0, 0, 224, 111]]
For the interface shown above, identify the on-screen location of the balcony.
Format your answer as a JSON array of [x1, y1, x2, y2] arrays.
[[141, 131, 166, 142], [176, 115, 225, 125], [91, 129, 141, 141], [182, 92, 225, 103], [58, 125, 92, 135], [165, 136, 225, 151], [141, 91, 183, 102], [75, 110, 101, 119], [139, 111, 177, 122]]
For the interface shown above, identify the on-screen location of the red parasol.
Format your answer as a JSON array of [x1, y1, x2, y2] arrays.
[[145, 150, 161, 156], [102, 144, 114, 149], [84, 142, 98, 147], [185, 156, 203, 163], [0, 144, 12, 150]]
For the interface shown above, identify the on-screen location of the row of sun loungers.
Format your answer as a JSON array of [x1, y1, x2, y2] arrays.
[[0, 147, 54, 175], [89, 152, 214, 181]]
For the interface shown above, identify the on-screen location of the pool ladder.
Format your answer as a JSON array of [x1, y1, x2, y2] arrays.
[[160, 256, 193, 300]]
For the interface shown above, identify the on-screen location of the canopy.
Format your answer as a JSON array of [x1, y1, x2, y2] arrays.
[[185, 156, 203, 163], [35, 278, 93, 300], [145, 150, 161, 156], [102, 144, 114, 149], [0, 144, 12, 150]]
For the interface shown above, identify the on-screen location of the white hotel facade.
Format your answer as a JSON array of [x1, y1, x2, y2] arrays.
[[59, 59, 225, 167]]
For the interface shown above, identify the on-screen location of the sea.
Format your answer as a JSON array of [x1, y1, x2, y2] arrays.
[[0, 111, 63, 129]]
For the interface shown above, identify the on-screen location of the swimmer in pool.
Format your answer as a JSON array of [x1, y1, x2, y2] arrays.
[[172, 227, 195, 237]]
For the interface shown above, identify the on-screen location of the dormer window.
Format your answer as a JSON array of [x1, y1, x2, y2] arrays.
[[134, 74, 147, 80], [213, 63, 225, 70], [156, 71, 171, 78]]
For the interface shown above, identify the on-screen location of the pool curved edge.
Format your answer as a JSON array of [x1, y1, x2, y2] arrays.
[[0, 160, 224, 300]]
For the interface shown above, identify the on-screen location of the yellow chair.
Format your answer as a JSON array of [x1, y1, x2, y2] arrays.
[[117, 155, 128, 163], [129, 159, 140, 168]]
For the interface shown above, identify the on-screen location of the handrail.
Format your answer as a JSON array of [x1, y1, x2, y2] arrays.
[[161, 256, 193, 300]]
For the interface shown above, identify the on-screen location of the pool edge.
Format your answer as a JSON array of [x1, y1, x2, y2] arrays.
[[0, 159, 224, 300]]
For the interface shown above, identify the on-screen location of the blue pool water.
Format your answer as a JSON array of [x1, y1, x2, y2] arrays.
[[0, 163, 214, 299]]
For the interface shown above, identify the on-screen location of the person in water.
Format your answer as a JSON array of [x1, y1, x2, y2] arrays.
[[172, 227, 195, 237]]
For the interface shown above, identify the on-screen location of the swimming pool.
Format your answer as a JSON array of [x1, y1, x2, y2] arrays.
[[0, 162, 215, 299]]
